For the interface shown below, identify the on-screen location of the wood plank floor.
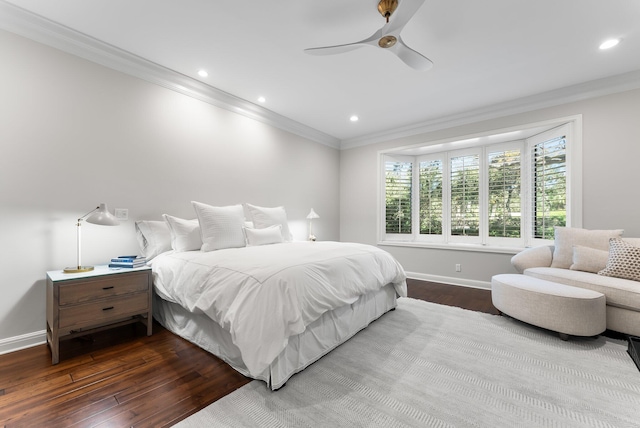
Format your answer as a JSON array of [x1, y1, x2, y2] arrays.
[[0, 280, 497, 427]]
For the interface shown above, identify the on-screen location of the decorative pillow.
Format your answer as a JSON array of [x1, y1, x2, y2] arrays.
[[551, 227, 624, 269], [245, 225, 284, 246], [192, 201, 246, 251], [245, 203, 293, 241], [134, 220, 172, 260], [598, 238, 640, 282], [162, 214, 202, 252], [570, 245, 609, 273]]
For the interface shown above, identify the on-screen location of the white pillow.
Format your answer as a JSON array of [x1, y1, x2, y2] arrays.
[[162, 214, 202, 252], [192, 201, 246, 251], [134, 220, 172, 260], [245, 225, 284, 246], [245, 203, 293, 241], [569, 245, 609, 273], [551, 227, 624, 269]]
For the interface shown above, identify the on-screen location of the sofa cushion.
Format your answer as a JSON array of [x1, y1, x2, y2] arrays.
[[599, 238, 640, 282], [524, 267, 640, 311], [551, 227, 624, 269]]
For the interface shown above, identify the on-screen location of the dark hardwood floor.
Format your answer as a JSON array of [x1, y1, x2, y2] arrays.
[[0, 280, 497, 427]]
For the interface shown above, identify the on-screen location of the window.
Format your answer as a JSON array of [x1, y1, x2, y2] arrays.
[[487, 147, 521, 238], [532, 135, 566, 239], [380, 119, 579, 249], [419, 159, 443, 235], [450, 153, 480, 237], [384, 157, 412, 235]]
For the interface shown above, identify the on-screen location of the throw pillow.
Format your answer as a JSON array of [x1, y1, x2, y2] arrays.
[[570, 245, 609, 273], [192, 201, 246, 252], [245, 203, 293, 241], [598, 238, 640, 282], [162, 214, 202, 252], [551, 227, 624, 269], [245, 225, 284, 246]]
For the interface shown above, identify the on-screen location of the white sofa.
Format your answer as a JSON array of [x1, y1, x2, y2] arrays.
[[511, 228, 640, 337]]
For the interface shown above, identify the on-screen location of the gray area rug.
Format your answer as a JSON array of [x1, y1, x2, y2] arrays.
[[175, 298, 640, 427]]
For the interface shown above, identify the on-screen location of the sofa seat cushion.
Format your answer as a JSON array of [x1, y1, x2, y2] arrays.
[[524, 267, 640, 311]]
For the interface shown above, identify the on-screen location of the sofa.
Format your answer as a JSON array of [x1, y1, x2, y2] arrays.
[[510, 227, 640, 337]]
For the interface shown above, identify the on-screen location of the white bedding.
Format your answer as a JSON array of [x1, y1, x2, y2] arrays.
[[151, 241, 407, 376]]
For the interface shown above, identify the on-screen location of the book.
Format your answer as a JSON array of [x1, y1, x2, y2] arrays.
[[111, 256, 146, 263], [109, 261, 147, 268]]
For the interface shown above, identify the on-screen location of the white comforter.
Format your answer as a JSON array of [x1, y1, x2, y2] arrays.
[[151, 241, 407, 376]]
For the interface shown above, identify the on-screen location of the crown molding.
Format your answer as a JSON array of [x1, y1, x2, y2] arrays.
[[0, 1, 340, 149], [340, 69, 640, 150]]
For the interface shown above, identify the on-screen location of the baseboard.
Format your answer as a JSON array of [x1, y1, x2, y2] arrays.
[[0, 330, 46, 356], [406, 271, 492, 290]]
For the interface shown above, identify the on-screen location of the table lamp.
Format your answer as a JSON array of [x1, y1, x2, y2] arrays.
[[64, 203, 120, 273], [306, 208, 320, 241]]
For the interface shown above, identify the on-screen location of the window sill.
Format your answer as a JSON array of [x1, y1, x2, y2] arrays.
[[378, 240, 522, 255]]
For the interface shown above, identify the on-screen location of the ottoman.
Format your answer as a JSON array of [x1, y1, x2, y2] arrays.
[[491, 274, 606, 340]]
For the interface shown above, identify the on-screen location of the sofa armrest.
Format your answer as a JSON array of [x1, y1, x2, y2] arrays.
[[511, 245, 554, 273]]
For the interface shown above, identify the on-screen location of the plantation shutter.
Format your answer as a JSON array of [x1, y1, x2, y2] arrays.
[[533, 136, 566, 239], [488, 149, 521, 238], [419, 159, 443, 235], [450, 154, 480, 236], [385, 160, 412, 234]]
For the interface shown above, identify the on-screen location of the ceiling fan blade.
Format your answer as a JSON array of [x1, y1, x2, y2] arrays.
[[384, 0, 426, 34], [304, 31, 381, 56], [304, 43, 366, 56], [390, 37, 433, 71]]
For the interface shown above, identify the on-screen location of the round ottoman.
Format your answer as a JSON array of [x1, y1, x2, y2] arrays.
[[491, 274, 606, 340]]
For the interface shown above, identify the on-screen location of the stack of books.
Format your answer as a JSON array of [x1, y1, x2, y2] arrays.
[[108, 255, 147, 268]]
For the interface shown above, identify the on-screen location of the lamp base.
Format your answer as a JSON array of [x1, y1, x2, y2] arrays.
[[308, 234, 317, 241], [63, 266, 94, 274]]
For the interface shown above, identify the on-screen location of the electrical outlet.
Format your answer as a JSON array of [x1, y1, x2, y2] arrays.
[[455, 264, 461, 272], [114, 208, 129, 221]]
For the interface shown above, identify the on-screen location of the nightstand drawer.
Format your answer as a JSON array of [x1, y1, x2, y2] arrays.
[[59, 271, 149, 306], [59, 292, 149, 330]]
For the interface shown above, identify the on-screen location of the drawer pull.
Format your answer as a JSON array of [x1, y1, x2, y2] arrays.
[[102, 286, 115, 290], [103, 306, 114, 311]]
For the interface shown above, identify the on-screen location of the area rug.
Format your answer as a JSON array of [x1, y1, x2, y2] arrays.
[[175, 298, 640, 427]]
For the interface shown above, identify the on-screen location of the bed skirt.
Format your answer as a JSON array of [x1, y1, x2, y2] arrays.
[[153, 283, 399, 390]]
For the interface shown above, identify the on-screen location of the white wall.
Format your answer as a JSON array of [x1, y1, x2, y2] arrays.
[[0, 30, 340, 347], [340, 88, 640, 287]]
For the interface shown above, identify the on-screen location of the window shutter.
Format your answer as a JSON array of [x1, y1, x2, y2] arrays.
[[385, 160, 412, 234], [450, 154, 480, 236], [533, 136, 566, 239], [419, 160, 443, 235], [488, 149, 521, 238]]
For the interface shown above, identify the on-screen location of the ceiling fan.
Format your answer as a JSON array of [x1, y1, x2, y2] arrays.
[[304, 0, 433, 71]]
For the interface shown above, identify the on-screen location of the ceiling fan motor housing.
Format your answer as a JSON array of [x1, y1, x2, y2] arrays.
[[378, 0, 398, 21]]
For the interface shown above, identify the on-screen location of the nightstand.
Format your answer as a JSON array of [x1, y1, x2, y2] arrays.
[[46, 265, 153, 364]]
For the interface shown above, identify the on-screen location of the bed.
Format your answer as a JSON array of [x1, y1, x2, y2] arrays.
[[136, 203, 407, 390]]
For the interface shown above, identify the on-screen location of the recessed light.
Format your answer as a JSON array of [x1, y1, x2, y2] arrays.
[[599, 39, 620, 50], [350, 115, 359, 122], [198, 69, 209, 77], [257, 96, 266, 103]]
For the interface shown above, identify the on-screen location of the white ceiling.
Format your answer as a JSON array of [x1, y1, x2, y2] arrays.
[[4, 0, 640, 148]]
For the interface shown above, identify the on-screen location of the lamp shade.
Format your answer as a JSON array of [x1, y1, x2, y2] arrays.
[[306, 208, 320, 220], [63, 203, 120, 273], [86, 203, 120, 226]]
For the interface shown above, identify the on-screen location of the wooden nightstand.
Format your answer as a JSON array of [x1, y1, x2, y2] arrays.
[[46, 265, 153, 364]]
